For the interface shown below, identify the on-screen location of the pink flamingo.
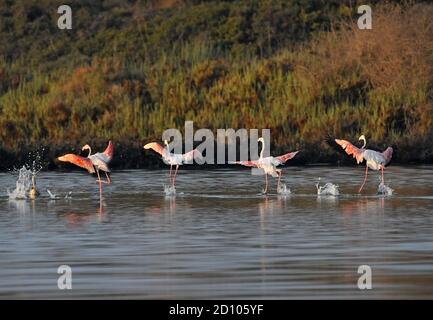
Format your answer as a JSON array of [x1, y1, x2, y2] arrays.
[[232, 137, 299, 194], [144, 140, 203, 188], [333, 135, 393, 193], [57, 141, 113, 198]]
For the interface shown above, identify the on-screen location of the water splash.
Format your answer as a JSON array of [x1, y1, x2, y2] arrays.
[[164, 185, 176, 196], [47, 189, 73, 199], [7, 148, 47, 200], [47, 189, 57, 199], [7, 166, 34, 199], [316, 179, 340, 196], [378, 183, 393, 196], [277, 183, 291, 195]]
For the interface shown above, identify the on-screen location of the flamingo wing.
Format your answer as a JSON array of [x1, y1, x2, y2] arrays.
[[103, 140, 114, 162], [144, 142, 166, 156], [274, 151, 299, 165], [182, 149, 203, 163], [57, 154, 95, 173], [232, 160, 259, 167], [334, 139, 364, 164], [381, 147, 393, 166]]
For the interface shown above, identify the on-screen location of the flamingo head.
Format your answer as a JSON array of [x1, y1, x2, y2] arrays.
[[358, 135, 366, 148], [81, 144, 90, 151], [164, 139, 169, 147], [257, 137, 264, 143]]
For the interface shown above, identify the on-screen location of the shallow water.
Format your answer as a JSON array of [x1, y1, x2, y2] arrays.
[[1, 166, 433, 299]]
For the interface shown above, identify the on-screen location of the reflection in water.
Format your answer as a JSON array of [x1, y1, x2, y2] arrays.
[[339, 197, 385, 215], [8, 199, 34, 216], [58, 210, 94, 228], [317, 194, 339, 205], [1, 167, 433, 299]]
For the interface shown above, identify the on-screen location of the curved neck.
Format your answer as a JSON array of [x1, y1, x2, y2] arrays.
[[361, 137, 366, 149], [87, 146, 92, 157], [259, 140, 265, 159]]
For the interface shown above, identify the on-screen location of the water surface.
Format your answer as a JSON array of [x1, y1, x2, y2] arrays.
[[1, 166, 433, 299]]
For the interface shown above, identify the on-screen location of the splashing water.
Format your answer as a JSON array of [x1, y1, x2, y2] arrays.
[[164, 185, 176, 196], [277, 183, 291, 195], [378, 183, 393, 196], [47, 189, 73, 199], [47, 189, 57, 199], [7, 148, 47, 200], [7, 166, 34, 199], [316, 179, 340, 196]]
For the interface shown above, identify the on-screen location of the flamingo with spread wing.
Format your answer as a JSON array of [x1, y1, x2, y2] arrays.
[[144, 140, 203, 188], [232, 137, 299, 194], [57, 141, 113, 198], [332, 135, 393, 193]]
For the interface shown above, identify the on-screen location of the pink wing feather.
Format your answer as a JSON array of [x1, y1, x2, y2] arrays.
[[335, 139, 364, 164], [382, 147, 393, 165], [58, 154, 95, 173], [276, 151, 299, 164], [182, 149, 203, 163], [144, 142, 166, 156], [233, 160, 259, 167], [103, 140, 114, 162]]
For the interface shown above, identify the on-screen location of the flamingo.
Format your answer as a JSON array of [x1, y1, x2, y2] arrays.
[[332, 135, 393, 193], [232, 137, 299, 194], [57, 141, 113, 198], [144, 140, 203, 188]]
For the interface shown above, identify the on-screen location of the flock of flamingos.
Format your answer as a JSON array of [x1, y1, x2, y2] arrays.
[[54, 134, 393, 198]]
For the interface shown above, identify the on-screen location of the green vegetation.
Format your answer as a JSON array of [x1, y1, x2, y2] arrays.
[[0, 0, 432, 169]]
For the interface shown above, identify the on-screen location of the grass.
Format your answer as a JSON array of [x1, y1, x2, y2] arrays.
[[0, 1, 432, 169]]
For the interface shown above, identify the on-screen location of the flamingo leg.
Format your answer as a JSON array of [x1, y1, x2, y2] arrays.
[[96, 171, 111, 184], [169, 164, 173, 185], [104, 172, 111, 184], [359, 166, 369, 193], [173, 165, 179, 187], [381, 166, 385, 185], [263, 174, 268, 194], [96, 169, 103, 201], [277, 170, 282, 191]]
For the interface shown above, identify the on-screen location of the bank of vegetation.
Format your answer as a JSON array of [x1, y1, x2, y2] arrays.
[[0, 0, 432, 169]]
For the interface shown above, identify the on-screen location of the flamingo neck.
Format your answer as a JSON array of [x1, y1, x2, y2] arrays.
[[259, 140, 265, 159], [87, 146, 92, 157], [361, 137, 366, 149]]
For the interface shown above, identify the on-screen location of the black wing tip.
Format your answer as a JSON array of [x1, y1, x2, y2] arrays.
[[324, 133, 337, 148]]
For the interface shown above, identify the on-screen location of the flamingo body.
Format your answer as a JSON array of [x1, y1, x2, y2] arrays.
[[87, 141, 114, 173], [334, 135, 393, 193], [144, 141, 203, 188], [57, 141, 113, 201], [233, 138, 299, 193]]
